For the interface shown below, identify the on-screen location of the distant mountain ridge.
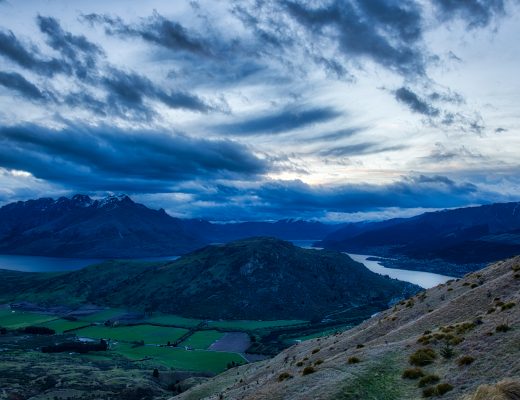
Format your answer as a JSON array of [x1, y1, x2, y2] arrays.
[[0, 194, 340, 258], [0, 237, 419, 320], [320, 202, 520, 274], [0, 194, 205, 257]]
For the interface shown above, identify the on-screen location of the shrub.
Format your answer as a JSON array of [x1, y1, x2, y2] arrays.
[[436, 383, 454, 395], [496, 324, 510, 333], [458, 355, 475, 366], [487, 308, 496, 314], [470, 283, 479, 288], [423, 383, 454, 397], [418, 374, 440, 387], [356, 344, 364, 348], [449, 336, 464, 346], [23, 326, 55, 335], [314, 360, 323, 366], [311, 348, 320, 354], [296, 361, 304, 367], [501, 302, 516, 311], [455, 322, 476, 335], [512, 264, 520, 272], [348, 357, 360, 364], [277, 372, 293, 382], [440, 343, 455, 359], [302, 366, 316, 376], [410, 348, 437, 366], [152, 368, 159, 378], [417, 335, 431, 345], [402, 368, 425, 379]]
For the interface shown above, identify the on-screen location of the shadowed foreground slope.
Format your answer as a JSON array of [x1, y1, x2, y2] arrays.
[[177, 256, 520, 400]]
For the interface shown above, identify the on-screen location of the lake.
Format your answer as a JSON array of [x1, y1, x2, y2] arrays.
[[0, 254, 179, 273], [347, 253, 454, 289]]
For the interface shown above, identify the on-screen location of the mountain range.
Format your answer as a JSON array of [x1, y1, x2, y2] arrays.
[[319, 202, 520, 275], [0, 194, 338, 258], [0, 237, 418, 320]]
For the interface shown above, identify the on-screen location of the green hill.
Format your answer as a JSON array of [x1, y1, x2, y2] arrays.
[[0, 237, 418, 320]]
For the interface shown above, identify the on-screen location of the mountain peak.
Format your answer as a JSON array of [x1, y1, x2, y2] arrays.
[[95, 194, 134, 209]]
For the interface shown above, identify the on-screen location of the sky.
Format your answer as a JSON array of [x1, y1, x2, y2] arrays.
[[0, 0, 519, 222]]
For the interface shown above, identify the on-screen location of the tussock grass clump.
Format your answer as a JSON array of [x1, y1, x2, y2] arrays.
[[311, 348, 320, 354], [458, 355, 475, 366], [356, 344, 364, 349], [501, 302, 516, 311], [419, 374, 440, 387], [402, 367, 425, 379], [277, 372, 293, 382], [406, 299, 415, 308], [449, 335, 464, 346], [512, 264, 520, 272], [302, 366, 316, 376], [464, 379, 520, 400], [455, 322, 476, 335], [470, 283, 479, 288], [440, 343, 455, 359], [417, 335, 431, 345], [348, 356, 361, 364], [314, 359, 323, 366], [488, 308, 496, 314], [296, 361, 304, 367], [496, 324, 511, 333], [423, 383, 454, 397], [410, 348, 437, 366]]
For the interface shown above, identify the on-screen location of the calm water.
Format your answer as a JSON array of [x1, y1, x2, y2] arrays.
[[0, 254, 179, 272], [289, 240, 454, 288], [347, 253, 454, 289]]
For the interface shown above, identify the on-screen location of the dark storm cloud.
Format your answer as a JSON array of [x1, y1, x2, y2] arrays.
[[82, 12, 209, 55], [0, 124, 268, 192], [37, 15, 104, 79], [0, 71, 46, 100], [281, 0, 426, 76], [435, 0, 506, 28], [394, 87, 440, 117], [0, 30, 68, 76], [218, 107, 340, 135]]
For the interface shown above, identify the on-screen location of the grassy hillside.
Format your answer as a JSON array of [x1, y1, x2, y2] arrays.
[[178, 256, 520, 400], [0, 237, 418, 321]]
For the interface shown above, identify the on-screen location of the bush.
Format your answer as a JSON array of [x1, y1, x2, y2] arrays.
[[457, 355, 475, 366], [311, 348, 320, 354], [410, 348, 437, 366], [501, 302, 516, 311], [152, 368, 159, 378], [348, 357, 360, 364], [440, 343, 455, 359], [455, 322, 476, 335], [314, 360, 323, 366], [302, 366, 316, 376], [23, 326, 55, 335], [296, 361, 304, 367], [449, 336, 464, 346], [496, 324, 510, 333], [436, 383, 454, 395], [423, 383, 454, 397], [419, 374, 440, 387], [277, 372, 293, 382], [356, 344, 364, 348], [402, 368, 425, 379]]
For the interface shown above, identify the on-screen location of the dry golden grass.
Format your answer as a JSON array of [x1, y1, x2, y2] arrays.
[[463, 380, 520, 400]]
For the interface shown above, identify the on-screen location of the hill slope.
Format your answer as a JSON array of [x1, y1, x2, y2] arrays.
[[177, 256, 520, 400], [0, 238, 418, 320], [320, 202, 520, 274]]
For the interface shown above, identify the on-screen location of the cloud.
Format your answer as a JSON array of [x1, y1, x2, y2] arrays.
[[280, 0, 426, 76], [394, 87, 440, 117], [82, 12, 209, 55], [0, 71, 47, 100], [217, 107, 340, 135], [0, 30, 67, 76], [0, 124, 269, 192], [37, 15, 104, 79], [319, 143, 406, 158], [435, 0, 507, 28]]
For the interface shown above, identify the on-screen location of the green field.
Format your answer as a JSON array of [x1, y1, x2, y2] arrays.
[[75, 324, 189, 344], [180, 330, 223, 349], [207, 319, 307, 331], [41, 318, 90, 333], [76, 308, 128, 323], [0, 309, 56, 329], [144, 313, 202, 328], [113, 343, 245, 373]]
